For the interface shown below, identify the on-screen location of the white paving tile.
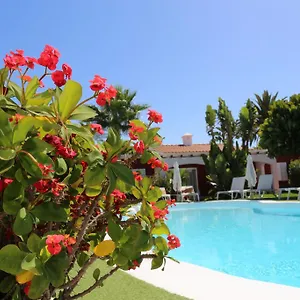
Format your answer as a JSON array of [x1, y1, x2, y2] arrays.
[[128, 259, 300, 300]]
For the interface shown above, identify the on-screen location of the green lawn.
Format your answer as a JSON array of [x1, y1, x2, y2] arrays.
[[248, 192, 299, 200], [73, 260, 189, 300]]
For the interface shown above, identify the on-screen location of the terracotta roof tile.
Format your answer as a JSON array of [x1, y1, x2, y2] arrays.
[[156, 144, 211, 154]]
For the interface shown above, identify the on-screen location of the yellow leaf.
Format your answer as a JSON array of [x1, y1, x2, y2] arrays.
[[93, 240, 115, 257], [16, 270, 35, 284]]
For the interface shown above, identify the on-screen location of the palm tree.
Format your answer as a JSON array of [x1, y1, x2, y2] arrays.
[[88, 86, 149, 135], [253, 90, 279, 127]]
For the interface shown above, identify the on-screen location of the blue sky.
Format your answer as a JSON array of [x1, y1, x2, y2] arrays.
[[2, 0, 300, 144]]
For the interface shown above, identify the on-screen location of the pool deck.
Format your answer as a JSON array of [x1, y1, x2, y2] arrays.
[[128, 259, 300, 300]]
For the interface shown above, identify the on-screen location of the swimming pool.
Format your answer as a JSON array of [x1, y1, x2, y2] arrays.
[[167, 201, 300, 287]]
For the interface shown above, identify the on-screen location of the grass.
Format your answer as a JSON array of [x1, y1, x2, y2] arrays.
[[73, 260, 189, 300], [248, 192, 299, 200]]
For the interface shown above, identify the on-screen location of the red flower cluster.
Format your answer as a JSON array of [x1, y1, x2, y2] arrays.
[[147, 109, 163, 123], [111, 189, 126, 214], [90, 75, 106, 91], [70, 194, 92, 219], [37, 45, 60, 70], [34, 179, 65, 196], [90, 123, 104, 135], [0, 178, 13, 192], [4, 49, 37, 70], [129, 260, 140, 270], [147, 157, 168, 171], [151, 203, 169, 220], [133, 171, 143, 181], [133, 140, 145, 154], [9, 113, 24, 124], [128, 122, 144, 140], [167, 199, 176, 207], [38, 163, 54, 177], [153, 135, 162, 145], [167, 234, 181, 249], [51, 63, 72, 87], [43, 134, 77, 159], [46, 234, 76, 255], [96, 85, 118, 106]]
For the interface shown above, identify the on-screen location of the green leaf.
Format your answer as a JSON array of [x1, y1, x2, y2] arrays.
[[12, 285, 21, 300], [23, 137, 54, 152], [8, 81, 22, 102], [77, 252, 89, 267], [0, 245, 27, 275], [85, 185, 102, 197], [147, 187, 162, 202], [3, 180, 24, 215], [0, 67, 9, 86], [44, 252, 68, 287], [58, 80, 82, 121], [27, 233, 42, 253], [68, 165, 83, 184], [141, 177, 151, 193], [70, 105, 97, 121], [0, 159, 14, 174], [106, 128, 121, 147], [109, 163, 135, 186], [84, 165, 105, 187], [151, 256, 164, 270], [18, 242, 29, 252], [93, 268, 101, 281], [21, 253, 36, 271], [0, 108, 12, 147], [25, 76, 39, 102], [0, 148, 16, 160], [152, 223, 170, 235], [13, 208, 33, 236], [28, 275, 50, 299], [18, 152, 42, 178], [0, 275, 15, 293], [155, 237, 169, 255], [107, 167, 117, 195], [26, 89, 53, 106], [13, 116, 40, 144], [55, 157, 67, 175], [31, 202, 68, 222], [140, 151, 153, 164], [132, 187, 142, 199], [108, 219, 122, 242]]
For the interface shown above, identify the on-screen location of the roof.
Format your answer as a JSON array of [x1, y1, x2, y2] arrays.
[[156, 144, 211, 154]]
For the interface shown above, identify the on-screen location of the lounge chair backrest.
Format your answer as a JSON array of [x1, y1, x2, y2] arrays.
[[160, 187, 167, 195], [181, 186, 194, 193], [231, 177, 245, 191], [257, 174, 273, 190]]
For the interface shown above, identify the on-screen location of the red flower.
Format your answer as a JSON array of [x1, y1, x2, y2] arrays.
[[96, 92, 107, 106], [167, 199, 176, 207], [38, 163, 54, 176], [24, 281, 31, 295], [39, 80, 45, 88], [129, 122, 144, 140], [51, 70, 66, 87], [62, 63, 72, 79], [90, 75, 107, 91], [43, 134, 62, 147], [18, 75, 32, 82], [162, 162, 169, 171], [153, 135, 162, 145], [105, 85, 117, 99], [111, 156, 118, 163], [34, 179, 50, 194], [167, 235, 181, 249], [26, 57, 37, 69], [129, 132, 138, 140], [133, 171, 143, 181], [81, 161, 88, 173], [46, 234, 64, 255], [90, 124, 104, 135], [147, 157, 162, 169], [63, 235, 76, 254], [50, 179, 65, 197], [9, 114, 24, 124], [111, 189, 126, 201], [38, 45, 60, 70], [134, 140, 145, 154], [147, 109, 163, 123], [57, 145, 77, 159], [0, 178, 13, 192], [151, 203, 169, 220]]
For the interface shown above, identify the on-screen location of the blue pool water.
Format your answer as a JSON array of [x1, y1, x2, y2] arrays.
[[167, 202, 300, 287]]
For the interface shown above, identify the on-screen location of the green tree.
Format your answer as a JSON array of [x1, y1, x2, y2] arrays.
[[253, 90, 280, 127], [89, 86, 149, 134], [202, 98, 247, 196], [259, 94, 300, 157]]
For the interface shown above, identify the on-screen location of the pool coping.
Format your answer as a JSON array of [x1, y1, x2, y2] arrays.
[[128, 200, 300, 299]]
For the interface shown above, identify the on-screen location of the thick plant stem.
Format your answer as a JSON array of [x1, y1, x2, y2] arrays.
[[67, 266, 120, 300]]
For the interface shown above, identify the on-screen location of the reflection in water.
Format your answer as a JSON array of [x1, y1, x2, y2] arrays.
[[167, 207, 300, 287]]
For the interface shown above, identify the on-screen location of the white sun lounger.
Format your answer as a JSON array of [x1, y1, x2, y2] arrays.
[[216, 177, 246, 200], [244, 174, 274, 198], [279, 187, 300, 200]]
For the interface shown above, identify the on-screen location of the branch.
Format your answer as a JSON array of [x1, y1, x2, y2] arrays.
[[68, 266, 120, 300]]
